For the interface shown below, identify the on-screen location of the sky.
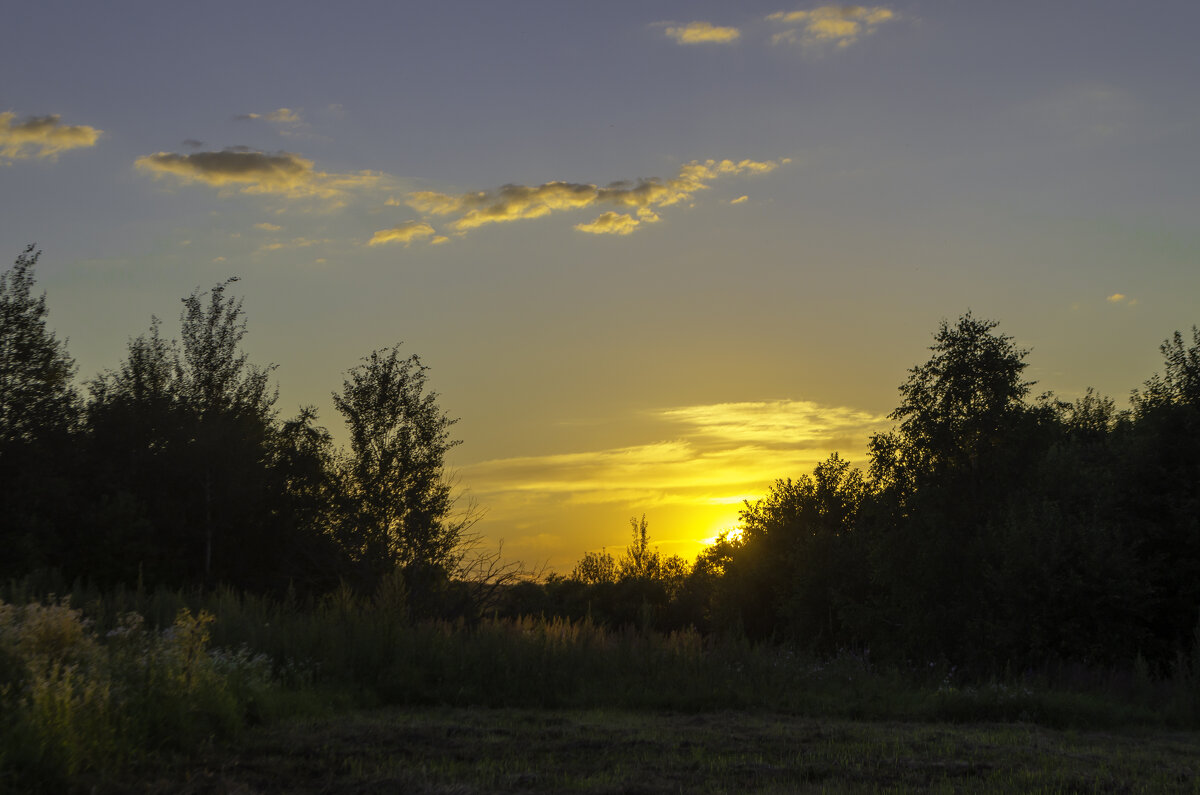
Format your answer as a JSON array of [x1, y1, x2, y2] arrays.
[[4, 1, 1199, 572]]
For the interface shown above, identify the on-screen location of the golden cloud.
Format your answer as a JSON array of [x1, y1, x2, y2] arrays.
[[0, 112, 102, 160], [731, 195, 749, 204], [575, 212, 640, 236], [768, 5, 895, 48], [406, 157, 784, 236], [254, 222, 282, 231], [461, 399, 887, 511], [368, 220, 437, 247], [135, 148, 382, 203], [655, 400, 888, 445], [664, 21, 742, 44], [1106, 293, 1126, 303]]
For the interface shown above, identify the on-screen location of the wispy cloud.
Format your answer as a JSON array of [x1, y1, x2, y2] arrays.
[[656, 400, 888, 445], [767, 5, 896, 48], [406, 157, 787, 238], [663, 21, 742, 45], [368, 220, 437, 247], [256, 236, 330, 252], [254, 222, 282, 231], [0, 112, 102, 161], [135, 147, 382, 205], [462, 399, 887, 513], [731, 195, 749, 204], [235, 107, 302, 124]]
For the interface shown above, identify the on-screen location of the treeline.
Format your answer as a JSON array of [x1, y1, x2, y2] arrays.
[[508, 315, 1200, 674], [1, 246, 471, 603], [4, 246, 1200, 675]]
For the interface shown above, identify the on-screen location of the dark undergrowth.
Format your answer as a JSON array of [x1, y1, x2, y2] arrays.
[[2, 577, 1198, 793]]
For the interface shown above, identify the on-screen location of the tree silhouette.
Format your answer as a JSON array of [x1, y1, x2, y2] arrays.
[[869, 311, 1035, 495], [333, 345, 462, 584], [617, 514, 661, 581], [87, 280, 284, 587], [0, 246, 81, 576], [0, 245, 78, 448], [571, 549, 617, 585]]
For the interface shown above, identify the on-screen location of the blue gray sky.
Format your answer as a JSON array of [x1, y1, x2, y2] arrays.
[[4, 2, 1199, 569]]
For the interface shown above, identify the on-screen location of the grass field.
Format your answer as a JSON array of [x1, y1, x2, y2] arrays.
[[3, 584, 1198, 792], [132, 707, 1200, 794]]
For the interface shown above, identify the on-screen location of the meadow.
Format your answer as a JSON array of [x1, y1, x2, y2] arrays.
[[2, 579, 1198, 793]]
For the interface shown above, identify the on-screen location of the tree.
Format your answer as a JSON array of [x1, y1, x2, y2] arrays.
[[1122, 326, 1200, 663], [869, 311, 1035, 495], [0, 245, 78, 447], [864, 312, 1055, 663], [717, 454, 867, 645], [1134, 326, 1200, 413], [333, 345, 462, 583], [86, 280, 282, 587], [177, 278, 277, 581], [0, 246, 81, 576], [617, 514, 661, 581], [571, 549, 617, 585]]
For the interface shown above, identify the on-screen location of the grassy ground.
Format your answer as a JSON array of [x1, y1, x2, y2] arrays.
[[131, 707, 1200, 794]]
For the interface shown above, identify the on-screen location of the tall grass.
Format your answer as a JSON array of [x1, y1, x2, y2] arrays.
[[2, 575, 1198, 792], [0, 597, 274, 793]]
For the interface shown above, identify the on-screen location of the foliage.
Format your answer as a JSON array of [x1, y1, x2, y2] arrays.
[[3, 583, 1199, 792], [85, 280, 285, 588], [0, 245, 78, 448], [719, 454, 868, 646], [570, 549, 617, 585], [333, 345, 463, 586], [0, 597, 258, 793], [617, 514, 660, 580], [0, 247, 81, 579], [5, 246, 1200, 686]]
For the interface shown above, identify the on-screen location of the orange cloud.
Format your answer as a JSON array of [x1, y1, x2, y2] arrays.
[[768, 5, 896, 48], [368, 220, 437, 247], [664, 21, 742, 45], [407, 157, 785, 236], [575, 212, 640, 236], [0, 112, 102, 160]]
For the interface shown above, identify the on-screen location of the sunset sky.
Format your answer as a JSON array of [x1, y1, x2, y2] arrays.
[[4, 2, 1199, 571]]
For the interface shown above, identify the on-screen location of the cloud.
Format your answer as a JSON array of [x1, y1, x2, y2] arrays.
[[462, 399, 888, 511], [235, 108, 302, 124], [656, 400, 888, 446], [135, 147, 382, 203], [254, 222, 282, 231], [406, 157, 785, 236], [768, 5, 895, 48], [0, 112, 102, 161], [731, 195, 749, 204], [257, 236, 329, 252], [369, 220, 437, 247], [663, 21, 741, 45], [575, 212, 640, 236], [1106, 293, 1126, 303]]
